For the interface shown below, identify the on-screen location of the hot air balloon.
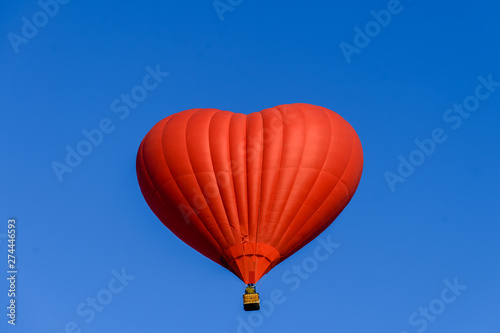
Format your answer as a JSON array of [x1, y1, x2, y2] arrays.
[[136, 103, 363, 311]]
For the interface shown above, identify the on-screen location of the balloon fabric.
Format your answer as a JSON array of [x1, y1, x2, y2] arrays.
[[136, 103, 363, 284]]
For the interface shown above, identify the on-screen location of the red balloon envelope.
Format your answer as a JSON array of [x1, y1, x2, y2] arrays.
[[136, 103, 363, 285]]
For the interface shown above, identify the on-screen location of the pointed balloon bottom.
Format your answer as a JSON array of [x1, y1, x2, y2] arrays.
[[223, 243, 281, 284]]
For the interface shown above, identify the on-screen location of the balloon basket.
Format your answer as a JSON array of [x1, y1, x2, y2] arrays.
[[243, 284, 260, 311]]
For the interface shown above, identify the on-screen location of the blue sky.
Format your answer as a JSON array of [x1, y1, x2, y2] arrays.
[[1, 0, 500, 332]]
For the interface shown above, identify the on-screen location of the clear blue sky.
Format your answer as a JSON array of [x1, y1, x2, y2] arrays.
[[1, 0, 500, 332]]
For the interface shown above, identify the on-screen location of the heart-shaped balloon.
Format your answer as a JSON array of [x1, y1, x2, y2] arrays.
[[136, 103, 363, 284]]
